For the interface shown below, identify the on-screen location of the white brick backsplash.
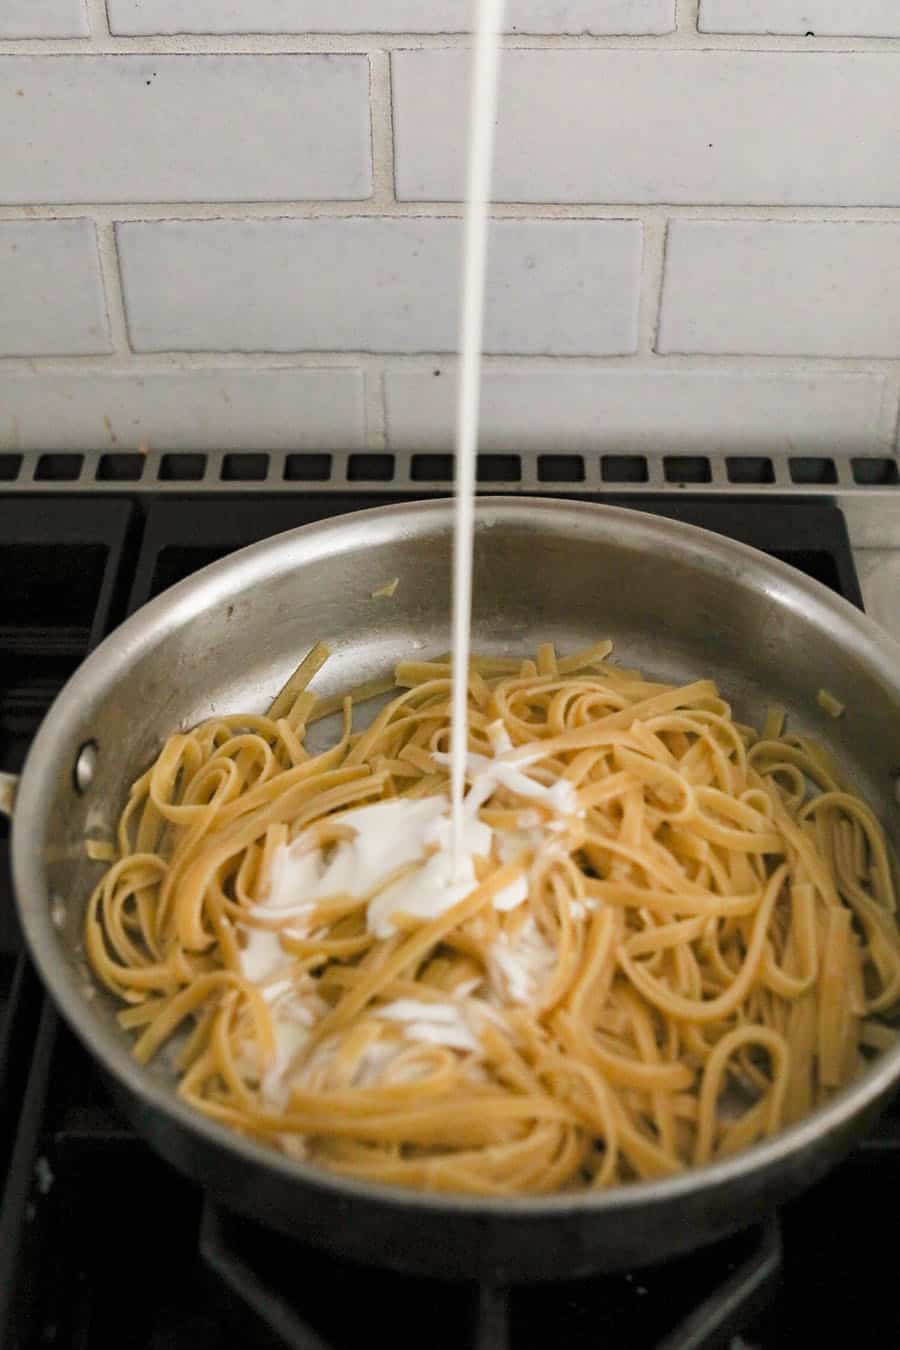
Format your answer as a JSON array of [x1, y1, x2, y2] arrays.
[[118, 218, 641, 355], [700, 2, 900, 36], [385, 368, 886, 453], [659, 221, 900, 358], [0, 220, 110, 356], [393, 51, 900, 206], [108, 1, 675, 35], [0, 0, 88, 37], [0, 370, 365, 452], [4, 25, 900, 463], [0, 57, 371, 205]]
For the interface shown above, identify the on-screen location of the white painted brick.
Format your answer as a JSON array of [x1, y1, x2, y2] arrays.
[[393, 51, 900, 205], [0, 220, 110, 357], [385, 368, 886, 453], [118, 218, 641, 355], [700, 2, 900, 36], [108, 1, 675, 35], [0, 57, 371, 205], [0, 0, 88, 37], [0, 369, 365, 452], [659, 221, 900, 358]]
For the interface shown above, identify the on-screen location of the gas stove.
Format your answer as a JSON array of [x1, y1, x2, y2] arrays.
[[1, 448, 899, 1350]]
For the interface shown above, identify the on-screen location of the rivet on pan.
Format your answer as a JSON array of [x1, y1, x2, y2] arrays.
[[74, 741, 98, 794]]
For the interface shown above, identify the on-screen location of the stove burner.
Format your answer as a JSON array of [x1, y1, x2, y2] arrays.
[[199, 1204, 783, 1350]]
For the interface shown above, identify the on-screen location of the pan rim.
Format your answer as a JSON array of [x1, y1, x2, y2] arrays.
[[11, 495, 900, 1220]]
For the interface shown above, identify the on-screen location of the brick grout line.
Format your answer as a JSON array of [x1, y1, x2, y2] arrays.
[[884, 374, 900, 451], [94, 221, 132, 355], [369, 48, 395, 207], [637, 217, 668, 355], [3, 352, 900, 376], [5, 35, 900, 54], [379, 363, 394, 450], [6, 205, 900, 223], [364, 359, 389, 450], [676, 0, 701, 32], [86, 0, 111, 37], [849, 361, 900, 451]]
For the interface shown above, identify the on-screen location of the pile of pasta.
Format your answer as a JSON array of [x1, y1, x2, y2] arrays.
[[85, 641, 900, 1194]]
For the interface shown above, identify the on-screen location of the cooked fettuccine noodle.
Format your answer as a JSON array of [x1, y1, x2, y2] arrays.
[[85, 642, 900, 1194]]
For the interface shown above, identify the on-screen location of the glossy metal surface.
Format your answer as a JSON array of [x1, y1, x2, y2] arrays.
[[10, 500, 900, 1278]]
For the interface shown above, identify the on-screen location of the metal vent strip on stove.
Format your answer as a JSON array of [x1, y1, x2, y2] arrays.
[[0, 448, 897, 493], [3, 449, 899, 552]]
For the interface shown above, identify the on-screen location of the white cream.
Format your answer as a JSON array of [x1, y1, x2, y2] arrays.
[[259, 991, 326, 1106], [495, 824, 547, 867], [240, 926, 291, 984], [242, 740, 580, 957], [351, 1037, 407, 1088], [367, 848, 481, 940], [263, 1020, 312, 1105], [453, 976, 484, 997], [262, 976, 296, 1004], [251, 793, 492, 945], [490, 918, 557, 1006], [376, 999, 481, 1053], [432, 745, 580, 819], [267, 1018, 450, 1103], [492, 874, 530, 912], [237, 730, 589, 1065], [269, 795, 453, 914]]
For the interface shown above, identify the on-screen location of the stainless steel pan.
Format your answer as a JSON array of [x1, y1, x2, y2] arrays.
[[5, 499, 900, 1280]]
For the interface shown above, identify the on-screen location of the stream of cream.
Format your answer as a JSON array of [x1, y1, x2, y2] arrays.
[[449, 0, 507, 877], [242, 5, 524, 1098]]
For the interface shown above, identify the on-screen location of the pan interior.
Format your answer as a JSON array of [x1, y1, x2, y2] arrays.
[[18, 502, 900, 1156]]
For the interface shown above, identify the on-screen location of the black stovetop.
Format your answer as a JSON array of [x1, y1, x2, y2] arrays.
[[1, 490, 896, 1350]]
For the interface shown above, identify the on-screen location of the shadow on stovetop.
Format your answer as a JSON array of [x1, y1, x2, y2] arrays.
[[8, 1022, 899, 1350]]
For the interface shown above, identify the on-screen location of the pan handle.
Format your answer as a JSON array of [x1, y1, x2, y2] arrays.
[[0, 772, 18, 818]]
